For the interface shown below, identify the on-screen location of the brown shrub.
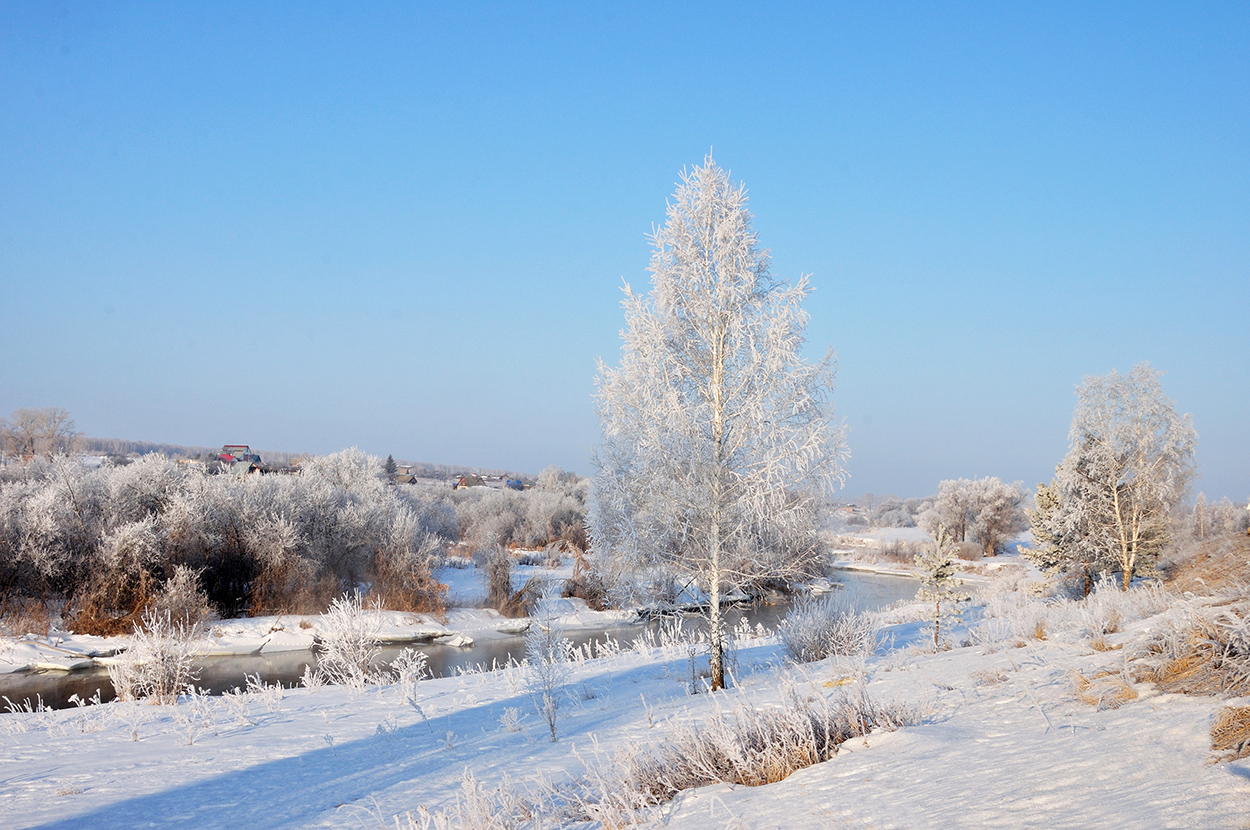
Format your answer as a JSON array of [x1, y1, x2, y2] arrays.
[[955, 541, 982, 561], [0, 596, 52, 638], [146, 565, 215, 630], [475, 546, 539, 617], [368, 542, 448, 619], [1212, 706, 1250, 760], [877, 539, 917, 564], [247, 569, 341, 617], [564, 547, 607, 610], [64, 602, 140, 637]]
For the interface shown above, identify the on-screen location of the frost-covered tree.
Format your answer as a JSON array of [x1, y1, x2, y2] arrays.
[[0, 407, 80, 459], [919, 480, 977, 543], [968, 478, 1027, 557], [1028, 364, 1196, 591], [590, 156, 847, 690], [1190, 492, 1211, 540], [918, 477, 1026, 555], [1211, 496, 1241, 537], [914, 525, 969, 650]]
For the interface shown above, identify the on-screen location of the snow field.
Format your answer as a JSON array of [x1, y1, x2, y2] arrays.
[[1, 585, 1248, 829]]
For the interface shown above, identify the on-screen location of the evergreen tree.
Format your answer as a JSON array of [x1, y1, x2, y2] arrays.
[[914, 525, 969, 650]]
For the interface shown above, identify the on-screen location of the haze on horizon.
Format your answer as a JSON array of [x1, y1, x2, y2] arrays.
[[1, 3, 1246, 500]]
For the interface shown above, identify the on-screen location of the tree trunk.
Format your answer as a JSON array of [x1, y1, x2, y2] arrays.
[[708, 571, 723, 691]]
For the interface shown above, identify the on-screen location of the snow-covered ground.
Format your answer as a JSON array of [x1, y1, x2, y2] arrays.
[[2, 582, 1247, 829]]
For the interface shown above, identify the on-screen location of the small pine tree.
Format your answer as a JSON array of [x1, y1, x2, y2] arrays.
[[384, 454, 398, 476], [914, 525, 970, 650]]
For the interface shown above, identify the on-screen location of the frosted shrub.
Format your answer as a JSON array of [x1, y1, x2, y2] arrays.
[[106, 610, 200, 704], [391, 648, 430, 703], [779, 592, 878, 663], [314, 591, 382, 690], [172, 685, 215, 745], [976, 590, 1050, 647], [147, 564, 215, 629], [245, 673, 285, 712], [526, 594, 572, 741]]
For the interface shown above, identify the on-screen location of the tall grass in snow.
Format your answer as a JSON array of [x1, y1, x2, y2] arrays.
[[106, 609, 199, 704], [401, 687, 917, 830], [778, 591, 879, 663]]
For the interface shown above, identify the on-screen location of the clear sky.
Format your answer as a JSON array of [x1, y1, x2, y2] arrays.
[[2, 2, 1247, 500]]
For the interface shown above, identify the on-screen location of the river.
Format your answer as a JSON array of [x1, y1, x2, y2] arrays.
[[0, 570, 916, 711]]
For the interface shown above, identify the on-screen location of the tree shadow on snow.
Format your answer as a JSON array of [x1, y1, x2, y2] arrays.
[[21, 698, 511, 830]]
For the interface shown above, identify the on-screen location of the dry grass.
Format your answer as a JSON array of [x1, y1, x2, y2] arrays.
[[581, 688, 917, 818], [1090, 634, 1122, 652], [954, 541, 982, 562], [876, 539, 921, 564], [1074, 670, 1138, 709], [1211, 706, 1250, 760], [1164, 535, 1250, 595], [65, 602, 142, 637], [0, 596, 52, 638], [401, 688, 918, 830], [1134, 599, 1250, 697]]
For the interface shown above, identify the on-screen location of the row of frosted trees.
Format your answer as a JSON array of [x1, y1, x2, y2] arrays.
[[0, 449, 587, 632]]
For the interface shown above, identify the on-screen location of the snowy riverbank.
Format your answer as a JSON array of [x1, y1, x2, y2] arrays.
[[2, 580, 1247, 829], [0, 599, 636, 677]]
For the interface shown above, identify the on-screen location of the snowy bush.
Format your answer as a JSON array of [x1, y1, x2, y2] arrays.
[[778, 592, 879, 663], [526, 592, 572, 741], [390, 647, 430, 703], [147, 564, 215, 629], [0, 448, 592, 623], [314, 591, 383, 690], [106, 610, 199, 704]]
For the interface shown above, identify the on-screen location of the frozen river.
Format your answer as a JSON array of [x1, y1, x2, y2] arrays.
[[0, 570, 917, 710]]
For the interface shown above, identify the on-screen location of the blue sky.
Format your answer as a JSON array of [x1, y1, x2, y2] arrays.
[[1, 2, 1247, 500]]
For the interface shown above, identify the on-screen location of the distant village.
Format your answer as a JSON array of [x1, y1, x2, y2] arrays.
[[78, 440, 536, 491]]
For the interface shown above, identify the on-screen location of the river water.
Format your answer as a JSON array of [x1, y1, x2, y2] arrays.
[[0, 570, 916, 711]]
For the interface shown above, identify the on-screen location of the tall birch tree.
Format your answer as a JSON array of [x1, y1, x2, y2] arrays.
[[590, 156, 847, 690]]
